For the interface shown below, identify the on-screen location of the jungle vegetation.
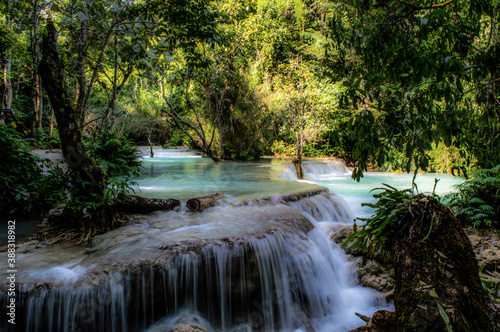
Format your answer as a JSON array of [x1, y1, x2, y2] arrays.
[[0, 0, 498, 233]]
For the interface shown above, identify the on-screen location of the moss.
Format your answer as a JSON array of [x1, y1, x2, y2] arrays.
[[392, 196, 494, 331]]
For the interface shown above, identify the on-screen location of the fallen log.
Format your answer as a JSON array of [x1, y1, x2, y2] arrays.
[[116, 194, 180, 214], [186, 193, 225, 212]]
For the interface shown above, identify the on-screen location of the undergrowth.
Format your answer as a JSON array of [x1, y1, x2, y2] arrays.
[[444, 165, 500, 228]]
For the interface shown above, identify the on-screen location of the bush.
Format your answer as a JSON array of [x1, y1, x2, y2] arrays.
[[0, 127, 43, 215], [342, 181, 441, 258], [88, 134, 143, 177], [32, 127, 61, 149], [443, 165, 500, 228], [270, 140, 296, 156]]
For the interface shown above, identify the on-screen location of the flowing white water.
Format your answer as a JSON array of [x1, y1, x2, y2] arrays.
[[297, 161, 463, 219], [1, 151, 411, 332]]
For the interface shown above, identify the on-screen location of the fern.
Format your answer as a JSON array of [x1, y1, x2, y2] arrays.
[[443, 165, 500, 228], [342, 184, 414, 258]]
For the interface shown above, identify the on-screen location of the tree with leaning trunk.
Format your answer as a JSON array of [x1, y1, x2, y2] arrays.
[[39, 19, 111, 241]]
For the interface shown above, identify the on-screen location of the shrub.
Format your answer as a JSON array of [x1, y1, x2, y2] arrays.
[[342, 180, 441, 258], [0, 127, 43, 215], [443, 165, 500, 228], [88, 134, 143, 177]]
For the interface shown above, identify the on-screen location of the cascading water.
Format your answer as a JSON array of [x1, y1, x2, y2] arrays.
[[1, 150, 396, 332]]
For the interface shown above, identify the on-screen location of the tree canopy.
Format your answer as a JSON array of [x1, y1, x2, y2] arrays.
[[0, 0, 498, 217]]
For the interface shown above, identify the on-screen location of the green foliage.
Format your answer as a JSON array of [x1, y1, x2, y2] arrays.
[[342, 184, 414, 257], [329, 0, 500, 177], [32, 128, 61, 149], [270, 140, 296, 156], [479, 265, 500, 300], [163, 130, 190, 148], [88, 134, 143, 177], [36, 164, 72, 208], [0, 127, 43, 215], [343, 180, 443, 258], [428, 143, 468, 174], [444, 165, 500, 227]]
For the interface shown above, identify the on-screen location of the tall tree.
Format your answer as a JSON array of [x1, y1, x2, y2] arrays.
[[1, 0, 13, 109], [39, 20, 105, 201]]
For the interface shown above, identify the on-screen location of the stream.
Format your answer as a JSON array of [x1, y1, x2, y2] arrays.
[[0, 148, 463, 331]]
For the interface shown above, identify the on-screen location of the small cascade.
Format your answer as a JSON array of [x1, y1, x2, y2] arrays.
[[279, 164, 299, 181], [287, 193, 353, 223], [279, 161, 349, 182], [302, 161, 350, 179]]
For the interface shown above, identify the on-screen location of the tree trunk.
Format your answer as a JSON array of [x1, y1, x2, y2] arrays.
[[31, 0, 42, 134], [75, 21, 88, 127], [392, 196, 494, 331], [148, 134, 154, 158], [187, 193, 225, 212], [2, 0, 12, 109], [39, 20, 105, 200], [3, 53, 12, 109], [293, 157, 304, 179], [49, 108, 54, 136], [37, 79, 43, 128]]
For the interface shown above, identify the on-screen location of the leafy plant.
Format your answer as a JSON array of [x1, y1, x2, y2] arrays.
[[443, 165, 500, 228], [0, 127, 43, 215], [36, 163, 72, 208], [343, 181, 441, 258], [342, 184, 413, 257], [32, 127, 61, 149], [88, 134, 143, 177], [478, 265, 500, 300], [270, 140, 296, 157]]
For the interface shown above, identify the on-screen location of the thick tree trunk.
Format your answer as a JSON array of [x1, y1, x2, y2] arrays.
[[39, 20, 105, 200], [187, 193, 225, 212], [392, 196, 494, 331], [31, 0, 42, 134]]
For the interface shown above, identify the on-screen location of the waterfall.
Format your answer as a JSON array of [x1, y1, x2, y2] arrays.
[[2, 219, 381, 331], [302, 161, 350, 179], [287, 193, 353, 223], [1, 153, 387, 332], [279, 161, 349, 182]]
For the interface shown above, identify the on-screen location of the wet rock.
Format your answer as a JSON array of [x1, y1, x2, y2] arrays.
[[46, 204, 69, 224], [355, 258, 395, 292], [331, 226, 363, 256], [332, 226, 395, 294], [29, 283, 53, 296], [149, 323, 207, 332], [466, 229, 500, 271]]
